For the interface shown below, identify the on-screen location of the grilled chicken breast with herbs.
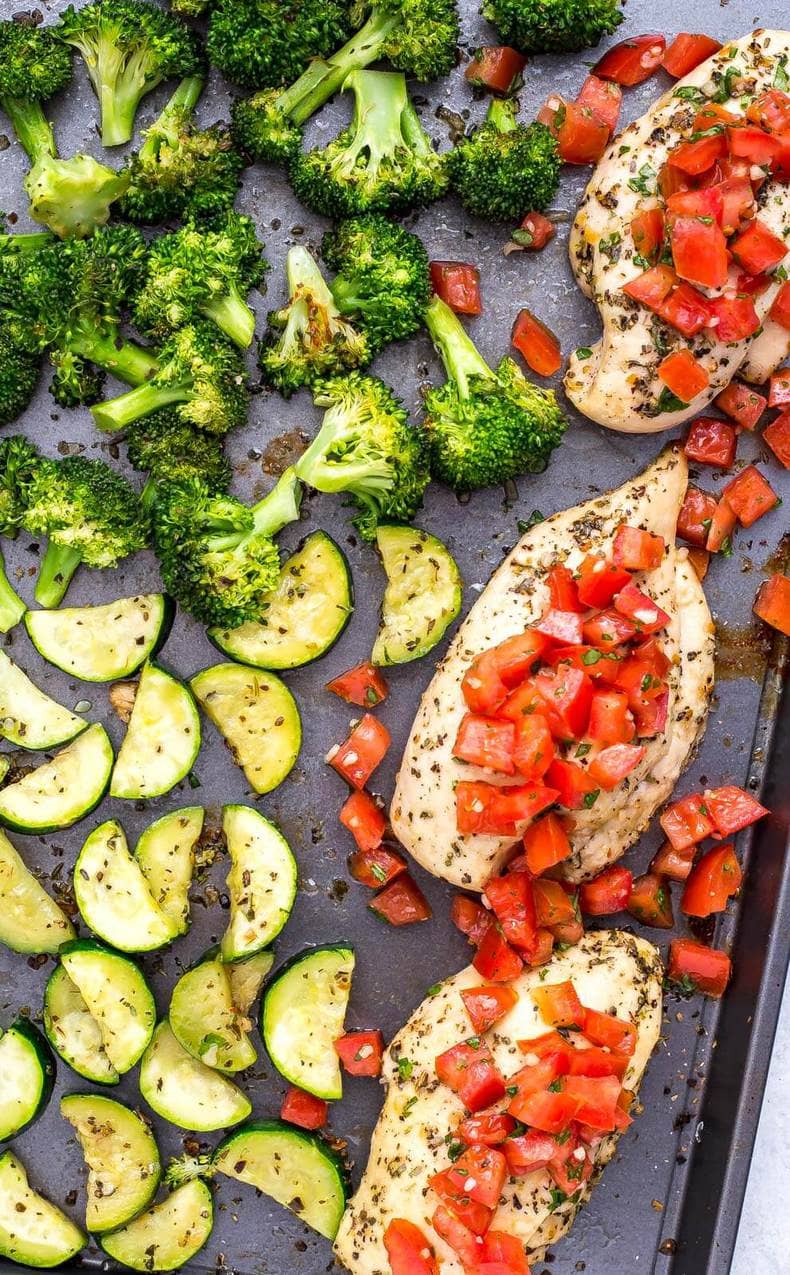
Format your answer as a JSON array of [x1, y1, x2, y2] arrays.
[[334, 930, 663, 1273], [391, 448, 714, 891], [565, 29, 790, 433]]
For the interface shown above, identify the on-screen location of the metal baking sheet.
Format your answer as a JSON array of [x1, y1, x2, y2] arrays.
[[0, 0, 788, 1272]]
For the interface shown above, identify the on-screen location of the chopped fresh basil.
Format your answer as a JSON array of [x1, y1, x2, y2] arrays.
[[575, 742, 592, 758], [575, 347, 593, 360], [599, 231, 622, 263], [583, 789, 601, 809], [775, 56, 790, 91], [426, 982, 442, 997], [628, 162, 657, 197], [673, 86, 706, 104], [655, 387, 688, 415], [397, 1056, 414, 1080], [549, 1187, 568, 1212], [581, 649, 602, 666], [518, 509, 545, 533]]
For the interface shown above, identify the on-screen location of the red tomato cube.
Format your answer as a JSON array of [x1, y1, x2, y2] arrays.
[[703, 785, 769, 836], [612, 525, 665, 571], [658, 349, 710, 402], [512, 308, 562, 376], [661, 33, 721, 77], [769, 280, 790, 330], [514, 210, 556, 251], [622, 264, 677, 309], [730, 218, 788, 274], [326, 662, 388, 707], [587, 742, 646, 789], [754, 573, 790, 636], [714, 380, 766, 430], [453, 713, 516, 774], [460, 984, 518, 1034], [330, 713, 391, 788], [613, 582, 671, 633], [334, 1030, 384, 1077], [579, 865, 633, 916], [522, 812, 572, 875], [473, 923, 524, 983], [349, 843, 406, 888], [723, 465, 779, 527], [576, 553, 631, 607], [464, 45, 526, 95], [280, 1086, 328, 1130], [705, 497, 737, 554], [630, 208, 665, 264], [583, 1007, 637, 1056], [670, 217, 729, 289], [593, 33, 666, 85], [340, 790, 387, 852], [627, 871, 674, 928], [660, 793, 715, 850], [384, 1220, 438, 1275], [545, 758, 600, 809], [668, 938, 731, 997], [684, 417, 737, 468], [435, 1040, 506, 1111], [677, 484, 718, 546], [430, 261, 482, 315], [369, 875, 431, 926], [764, 412, 790, 468], [706, 292, 760, 343], [531, 979, 584, 1028], [768, 367, 790, 408], [576, 73, 622, 133], [681, 843, 742, 918]]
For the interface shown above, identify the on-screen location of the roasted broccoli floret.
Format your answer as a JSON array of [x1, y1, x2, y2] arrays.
[[151, 467, 301, 627], [207, 0, 353, 89], [0, 329, 40, 426], [448, 96, 560, 221], [295, 372, 429, 539], [133, 213, 266, 351], [0, 435, 40, 630], [322, 214, 430, 355], [290, 69, 447, 219], [92, 321, 249, 436], [421, 295, 566, 492], [58, 0, 202, 147], [260, 245, 369, 398], [231, 0, 459, 166], [0, 226, 158, 406], [126, 409, 232, 489], [172, 0, 212, 14], [0, 20, 129, 238], [482, 0, 623, 53], [22, 454, 149, 607], [121, 76, 245, 224]]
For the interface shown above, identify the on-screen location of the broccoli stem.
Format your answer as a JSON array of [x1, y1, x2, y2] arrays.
[[98, 54, 154, 148], [70, 328, 160, 387], [487, 95, 519, 134], [250, 466, 302, 537], [139, 75, 205, 160], [424, 296, 494, 399], [335, 69, 411, 175], [0, 96, 56, 163], [201, 284, 256, 350], [277, 7, 398, 125], [35, 543, 83, 608], [0, 550, 25, 633], [0, 231, 54, 253], [92, 379, 189, 432], [287, 243, 334, 307]]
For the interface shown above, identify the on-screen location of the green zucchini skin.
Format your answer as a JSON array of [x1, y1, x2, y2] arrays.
[[220, 805, 297, 961], [24, 595, 175, 682], [60, 1093, 161, 1235], [43, 964, 120, 1086], [189, 663, 301, 795], [57, 939, 156, 1075], [0, 1019, 55, 1141], [139, 1021, 252, 1133], [372, 524, 462, 666], [110, 663, 201, 801], [261, 944, 355, 1101], [0, 724, 114, 835], [0, 1151, 86, 1268], [99, 1180, 213, 1272], [0, 650, 86, 751]]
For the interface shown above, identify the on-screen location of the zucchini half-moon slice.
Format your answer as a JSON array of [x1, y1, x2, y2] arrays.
[[0, 723, 113, 834], [24, 594, 173, 682]]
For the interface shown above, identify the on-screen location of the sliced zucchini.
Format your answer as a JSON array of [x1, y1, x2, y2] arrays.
[[100, 1180, 213, 1272], [74, 820, 180, 952], [0, 1151, 86, 1268], [60, 939, 155, 1074], [0, 723, 113, 834], [0, 650, 86, 750], [262, 946, 354, 1100], [110, 663, 201, 800], [43, 965, 119, 1085], [213, 1120, 347, 1241], [372, 525, 462, 665], [169, 952, 256, 1074], [0, 828, 75, 954], [60, 1093, 161, 1235], [135, 807, 204, 935], [24, 594, 174, 682], [221, 805, 297, 961], [190, 663, 301, 795], [209, 532, 353, 671], [0, 755, 8, 785], [139, 1021, 251, 1133], [229, 950, 274, 1015], [0, 1019, 55, 1140]]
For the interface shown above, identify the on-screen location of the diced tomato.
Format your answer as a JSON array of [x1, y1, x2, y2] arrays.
[[517, 1029, 574, 1062], [485, 871, 537, 951], [528, 928, 556, 967], [546, 563, 583, 611], [457, 1112, 517, 1147], [594, 33, 666, 85], [576, 74, 622, 133], [454, 713, 516, 775], [587, 742, 646, 790], [473, 923, 524, 983], [684, 417, 737, 469], [747, 86, 790, 133], [457, 781, 558, 837], [531, 979, 584, 1029], [533, 878, 576, 928], [461, 985, 518, 1035], [723, 465, 779, 527], [384, 1219, 438, 1275], [694, 102, 740, 131], [452, 895, 492, 946], [736, 269, 772, 297], [612, 525, 665, 572], [515, 211, 556, 251], [727, 124, 783, 168], [369, 875, 432, 926], [650, 839, 695, 881], [677, 484, 718, 546], [658, 162, 692, 199], [633, 687, 669, 739], [349, 843, 406, 889], [627, 871, 674, 928], [280, 1086, 328, 1130], [579, 865, 633, 916], [480, 1231, 532, 1275], [431, 1206, 484, 1269], [669, 132, 727, 176], [334, 1030, 384, 1077], [661, 33, 721, 76], [503, 1129, 556, 1175], [730, 217, 788, 274], [769, 367, 790, 408], [714, 380, 766, 430], [330, 714, 390, 789], [521, 812, 572, 875], [583, 608, 637, 649], [428, 1170, 493, 1236], [512, 714, 555, 781], [512, 308, 562, 376], [622, 263, 677, 309], [566, 1045, 627, 1080], [613, 655, 666, 718], [435, 1040, 506, 1112], [465, 45, 526, 95], [754, 573, 790, 636], [534, 665, 593, 739], [443, 1145, 508, 1210], [545, 758, 600, 810], [665, 185, 723, 223], [563, 1074, 621, 1130], [547, 1131, 595, 1194], [668, 938, 731, 997], [660, 793, 715, 850], [704, 785, 769, 836], [326, 662, 388, 707], [462, 631, 548, 713], [709, 174, 756, 236], [658, 348, 709, 402], [576, 553, 631, 608], [534, 607, 585, 645], [707, 292, 761, 343], [630, 208, 665, 264], [583, 1008, 637, 1056], [491, 680, 543, 724], [705, 497, 737, 554], [340, 790, 387, 852], [686, 547, 710, 581], [670, 217, 729, 290], [769, 280, 790, 330], [548, 913, 584, 946], [553, 100, 611, 163], [681, 843, 742, 918], [544, 644, 624, 685], [509, 1086, 577, 1135], [614, 582, 670, 633], [764, 411, 790, 468], [587, 688, 635, 746], [430, 261, 482, 315], [657, 282, 712, 337]]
